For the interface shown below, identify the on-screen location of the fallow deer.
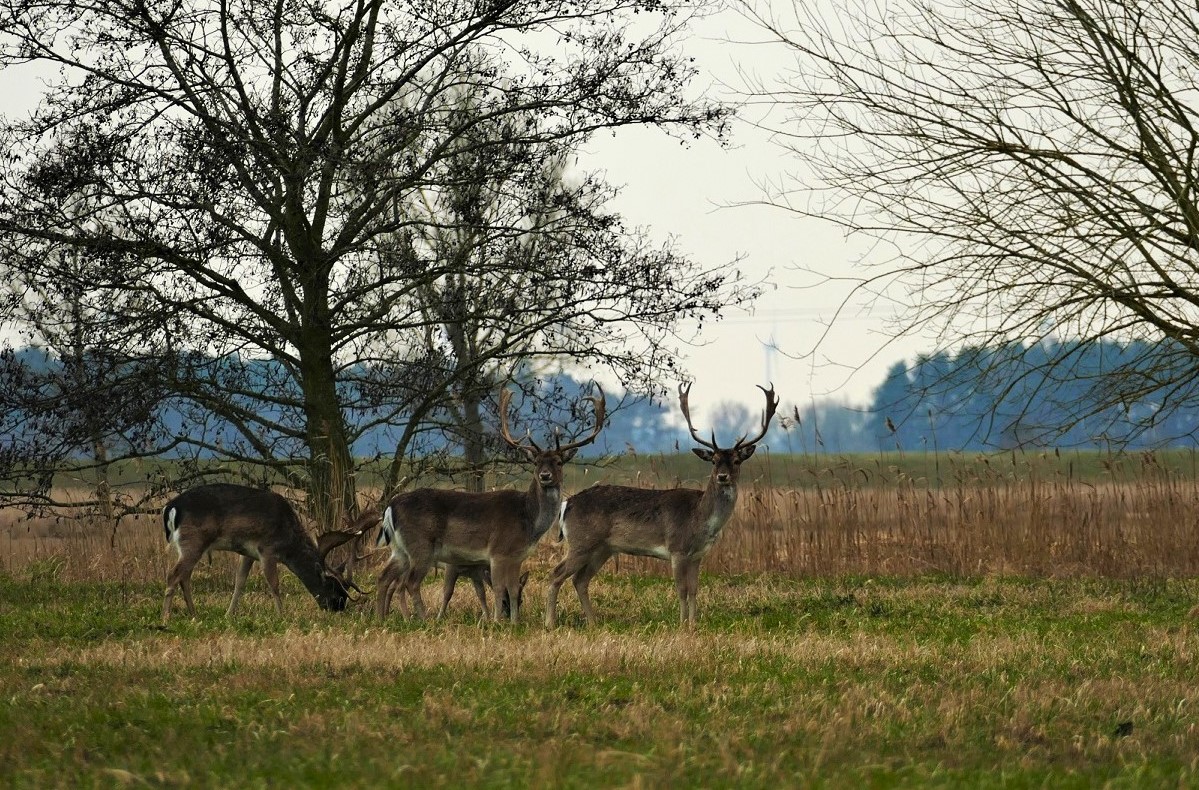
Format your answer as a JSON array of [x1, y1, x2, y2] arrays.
[[545, 383, 778, 628], [377, 385, 604, 622], [161, 483, 364, 622]]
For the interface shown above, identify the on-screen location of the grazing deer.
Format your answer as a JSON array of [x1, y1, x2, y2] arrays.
[[377, 385, 604, 623], [161, 483, 364, 622], [545, 383, 778, 628]]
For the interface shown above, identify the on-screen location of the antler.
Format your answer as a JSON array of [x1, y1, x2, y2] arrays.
[[498, 384, 606, 454], [679, 382, 780, 450], [317, 529, 361, 562], [317, 511, 378, 569], [556, 383, 606, 453], [678, 382, 719, 450], [316, 529, 370, 597], [734, 383, 780, 449], [498, 387, 542, 452]]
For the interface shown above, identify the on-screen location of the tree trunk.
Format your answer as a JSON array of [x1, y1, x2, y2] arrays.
[[441, 276, 488, 494], [459, 388, 487, 493], [296, 334, 357, 531]]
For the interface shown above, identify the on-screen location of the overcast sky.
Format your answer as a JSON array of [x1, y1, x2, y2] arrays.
[[0, 2, 935, 423], [574, 4, 932, 419]]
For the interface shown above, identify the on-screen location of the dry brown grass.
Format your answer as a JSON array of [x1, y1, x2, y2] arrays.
[[42, 619, 1192, 674], [704, 474, 1199, 578], [6, 460, 1199, 584]]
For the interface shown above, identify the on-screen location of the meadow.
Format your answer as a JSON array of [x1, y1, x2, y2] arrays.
[[3, 449, 1199, 787]]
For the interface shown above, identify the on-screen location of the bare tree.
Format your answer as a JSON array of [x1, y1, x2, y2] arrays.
[[0, 0, 750, 524], [378, 89, 729, 494], [739, 0, 1199, 443], [0, 195, 173, 518]]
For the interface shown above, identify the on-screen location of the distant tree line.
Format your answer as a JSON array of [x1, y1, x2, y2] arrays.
[[782, 339, 1199, 454], [7, 337, 1199, 492]]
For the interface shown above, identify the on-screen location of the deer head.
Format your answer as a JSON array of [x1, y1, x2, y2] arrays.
[[679, 382, 779, 487], [498, 384, 606, 488], [316, 526, 370, 610]]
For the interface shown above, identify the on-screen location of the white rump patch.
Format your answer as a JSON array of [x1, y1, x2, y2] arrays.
[[378, 507, 395, 547], [558, 499, 569, 542], [164, 507, 182, 556], [377, 507, 410, 563]]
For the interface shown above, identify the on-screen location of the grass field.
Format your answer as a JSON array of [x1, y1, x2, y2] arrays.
[[4, 449, 1199, 787], [3, 570, 1199, 787]]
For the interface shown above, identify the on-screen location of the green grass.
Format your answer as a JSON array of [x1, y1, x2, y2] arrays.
[[3, 571, 1199, 787]]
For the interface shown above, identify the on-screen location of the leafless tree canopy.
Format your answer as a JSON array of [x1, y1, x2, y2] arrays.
[[740, 0, 1199, 439], [0, 0, 753, 523]]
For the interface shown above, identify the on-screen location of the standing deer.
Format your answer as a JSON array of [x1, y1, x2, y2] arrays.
[[161, 483, 364, 622], [545, 383, 778, 628], [377, 385, 604, 623]]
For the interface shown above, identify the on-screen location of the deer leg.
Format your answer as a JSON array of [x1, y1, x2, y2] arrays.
[[545, 551, 593, 628], [261, 554, 284, 616], [507, 571, 529, 621], [406, 567, 431, 620], [573, 550, 611, 627], [179, 575, 196, 619], [162, 552, 203, 623], [375, 572, 391, 620], [385, 566, 413, 619], [490, 559, 521, 623], [376, 560, 402, 620], [545, 555, 580, 628], [545, 561, 566, 628], [464, 566, 491, 620], [472, 572, 491, 620], [671, 554, 691, 626], [402, 544, 434, 620], [395, 575, 412, 618], [228, 555, 255, 617], [436, 565, 462, 620], [684, 560, 701, 628]]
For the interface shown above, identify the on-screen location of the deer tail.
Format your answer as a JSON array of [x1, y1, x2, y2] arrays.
[[162, 506, 178, 544], [557, 498, 569, 542]]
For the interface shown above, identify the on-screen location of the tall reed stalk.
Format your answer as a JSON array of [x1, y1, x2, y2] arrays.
[[5, 450, 1199, 583]]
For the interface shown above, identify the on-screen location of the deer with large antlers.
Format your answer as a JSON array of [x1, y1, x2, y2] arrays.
[[377, 385, 604, 623], [545, 382, 778, 628], [161, 483, 366, 622]]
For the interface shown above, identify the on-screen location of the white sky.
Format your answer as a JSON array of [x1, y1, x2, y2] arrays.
[[574, 5, 930, 417], [0, 3, 934, 420]]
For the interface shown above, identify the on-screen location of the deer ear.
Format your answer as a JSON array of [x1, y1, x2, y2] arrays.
[[736, 445, 757, 462], [559, 447, 578, 463], [692, 448, 715, 462]]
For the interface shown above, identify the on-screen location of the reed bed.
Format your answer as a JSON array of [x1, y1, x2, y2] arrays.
[[5, 450, 1199, 584]]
